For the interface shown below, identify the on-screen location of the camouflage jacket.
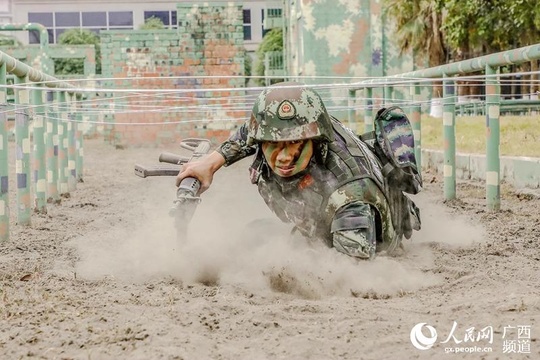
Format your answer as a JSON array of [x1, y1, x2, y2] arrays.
[[217, 119, 400, 251]]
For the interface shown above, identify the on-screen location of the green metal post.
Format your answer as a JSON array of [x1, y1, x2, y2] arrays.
[[0, 63, 9, 241], [443, 76, 456, 200], [410, 82, 422, 175], [32, 84, 47, 213], [485, 65, 501, 211], [384, 85, 393, 106], [15, 75, 31, 225], [67, 93, 77, 191], [364, 87, 374, 133], [57, 91, 69, 196], [348, 89, 356, 130], [46, 91, 59, 203], [76, 95, 84, 182]]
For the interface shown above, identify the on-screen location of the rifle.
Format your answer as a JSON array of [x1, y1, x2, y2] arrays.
[[134, 138, 212, 240]]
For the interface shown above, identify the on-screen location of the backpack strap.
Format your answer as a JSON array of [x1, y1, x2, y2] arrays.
[[359, 130, 394, 177], [330, 117, 364, 157], [359, 130, 375, 143]]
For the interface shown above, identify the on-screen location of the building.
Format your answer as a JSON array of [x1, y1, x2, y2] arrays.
[[0, 1, 13, 24], [4, 0, 281, 53]]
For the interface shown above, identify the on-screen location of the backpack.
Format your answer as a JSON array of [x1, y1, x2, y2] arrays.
[[360, 106, 422, 195]]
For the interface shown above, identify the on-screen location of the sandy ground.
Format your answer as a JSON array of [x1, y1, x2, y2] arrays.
[[1, 138, 539, 360]]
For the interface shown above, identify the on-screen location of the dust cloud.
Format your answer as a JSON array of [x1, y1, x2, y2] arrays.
[[75, 167, 486, 299], [409, 191, 487, 246]]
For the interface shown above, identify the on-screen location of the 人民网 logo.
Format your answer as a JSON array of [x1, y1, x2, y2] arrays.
[[410, 322, 438, 350]]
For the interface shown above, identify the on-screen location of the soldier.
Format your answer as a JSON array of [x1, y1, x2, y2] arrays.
[[176, 82, 421, 259]]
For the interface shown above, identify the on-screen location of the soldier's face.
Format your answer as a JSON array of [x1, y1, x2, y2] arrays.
[[262, 139, 313, 177]]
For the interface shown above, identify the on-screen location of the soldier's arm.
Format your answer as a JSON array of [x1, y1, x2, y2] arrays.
[[330, 201, 377, 259], [215, 122, 257, 166], [175, 122, 256, 193]]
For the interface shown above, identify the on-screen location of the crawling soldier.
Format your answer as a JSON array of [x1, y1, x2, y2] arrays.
[[176, 82, 421, 259]]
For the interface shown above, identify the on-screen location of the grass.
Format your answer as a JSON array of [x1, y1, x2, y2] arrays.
[[421, 115, 540, 157]]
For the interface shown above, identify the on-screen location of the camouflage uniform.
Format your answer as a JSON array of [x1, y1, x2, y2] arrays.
[[217, 82, 420, 259]]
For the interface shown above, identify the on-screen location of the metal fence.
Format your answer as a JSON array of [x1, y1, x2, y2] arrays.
[[348, 43, 540, 211], [0, 50, 84, 242]]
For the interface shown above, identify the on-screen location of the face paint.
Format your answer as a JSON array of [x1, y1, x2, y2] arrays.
[[262, 139, 314, 178]]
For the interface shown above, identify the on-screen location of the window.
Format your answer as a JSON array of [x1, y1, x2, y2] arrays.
[[28, 12, 54, 43], [82, 12, 106, 27], [243, 9, 251, 40], [55, 12, 80, 27], [29, 29, 53, 44], [82, 12, 107, 34], [28, 11, 133, 44], [28, 12, 53, 27], [108, 11, 133, 27], [261, 9, 268, 37], [262, 8, 282, 36], [144, 10, 177, 28]]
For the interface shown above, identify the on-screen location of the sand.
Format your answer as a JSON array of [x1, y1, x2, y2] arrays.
[[1, 138, 539, 359]]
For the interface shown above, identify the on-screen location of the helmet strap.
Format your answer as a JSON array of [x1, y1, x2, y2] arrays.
[[314, 142, 328, 164]]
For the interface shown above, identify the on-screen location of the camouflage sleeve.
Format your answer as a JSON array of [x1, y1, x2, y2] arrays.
[[215, 122, 257, 166], [330, 201, 377, 259]]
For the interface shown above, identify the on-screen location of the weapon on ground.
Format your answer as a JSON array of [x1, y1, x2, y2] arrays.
[[134, 138, 212, 240]]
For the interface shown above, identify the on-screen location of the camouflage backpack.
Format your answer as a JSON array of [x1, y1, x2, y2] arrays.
[[360, 106, 422, 195]]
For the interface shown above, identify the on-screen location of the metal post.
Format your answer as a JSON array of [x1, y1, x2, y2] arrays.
[[67, 93, 77, 191], [485, 65, 501, 211], [443, 75, 456, 200], [46, 91, 60, 203], [364, 87, 374, 133], [76, 95, 84, 182], [348, 89, 356, 131], [57, 91, 69, 196], [15, 75, 31, 225], [384, 85, 393, 106], [410, 82, 422, 175], [0, 63, 9, 241], [32, 84, 47, 213]]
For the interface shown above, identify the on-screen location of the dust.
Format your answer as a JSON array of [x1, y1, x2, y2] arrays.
[[408, 191, 487, 246], [74, 166, 486, 300]]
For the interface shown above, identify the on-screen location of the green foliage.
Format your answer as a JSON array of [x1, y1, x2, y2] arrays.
[[443, 0, 506, 56], [442, 0, 540, 58], [0, 35, 22, 47], [254, 28, 283, 86], [384, 0, 540, 64], [55, 28, 101, 75], [383, 0, 446, 67], [244, 50, 253, 86], [139, 17, 166, 30]]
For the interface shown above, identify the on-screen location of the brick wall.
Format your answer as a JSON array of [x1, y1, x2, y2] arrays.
[[100, 3, 248, 147]]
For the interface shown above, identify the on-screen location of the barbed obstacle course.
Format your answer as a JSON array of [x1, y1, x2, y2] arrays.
[[1, 42, 539, 243], [0, 50, 87, 242]]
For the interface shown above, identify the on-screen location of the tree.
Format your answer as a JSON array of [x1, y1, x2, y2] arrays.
[[385, 0, 540, 66], [383, 0, 447, 69], [444, 0, 540, 56], [55, 29, 101, 75], [384, 0, 540, 99], [254, 28, 283, 86], [383, 0, 447, 99], [442, 0, 540, 97], [139, 17, 165, 30]]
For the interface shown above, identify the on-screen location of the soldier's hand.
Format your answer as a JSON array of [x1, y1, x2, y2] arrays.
[[175, 151, 226, 194]]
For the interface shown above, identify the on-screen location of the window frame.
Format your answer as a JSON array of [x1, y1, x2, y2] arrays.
[[28, 10, 134, 44]]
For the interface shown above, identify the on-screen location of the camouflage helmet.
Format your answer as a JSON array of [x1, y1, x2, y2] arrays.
[[247, 82, 334, 145]]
